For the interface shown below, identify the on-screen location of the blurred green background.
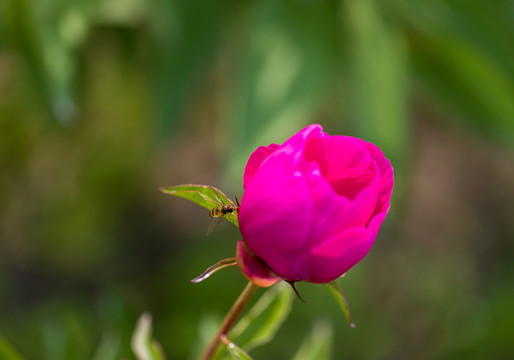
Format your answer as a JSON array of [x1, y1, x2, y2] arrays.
[[1, 0, 514, 359]]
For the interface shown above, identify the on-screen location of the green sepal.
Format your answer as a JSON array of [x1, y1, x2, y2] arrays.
[[160, 184, 239, 228], [323, 281, 355, 328]]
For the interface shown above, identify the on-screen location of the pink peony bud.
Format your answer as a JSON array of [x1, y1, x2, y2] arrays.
[[237, 124, 394, 284]]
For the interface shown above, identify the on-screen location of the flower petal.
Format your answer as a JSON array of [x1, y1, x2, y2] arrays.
[[243, 144, 279, 190], [356, 139, 394, 216], [236, 241, 280, 287], [239, 154, 312, 264], [293, 227, 373, 283], [238, 124, 393, 284], [300, 160, 368, 244], [239, 125, 323, 276], [306, 135, 381, 223]]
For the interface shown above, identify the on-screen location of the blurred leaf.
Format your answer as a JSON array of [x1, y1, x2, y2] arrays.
[[149, 0, 238, 138], [91, 331, 121, 360], [343, 0, 410, 176], [7, 0, 55, 120], [98, 0, 149, 24], [418, 34, 514, 138], [225, 0, 339, 188], [405, 1, 514, 141], [230, 282, 293, 351], [160, 184, 239, 228], [323, 281, 355, 328], [221, 336, 253, 360], [131, 313, 166, 360], [6, 0, 94, 124], [42, 321, 66, 360], [0, 336, 25, 360], [292, 320, 332, 360]]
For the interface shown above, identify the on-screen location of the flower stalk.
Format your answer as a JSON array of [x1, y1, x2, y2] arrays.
[[199, 281, 259, 360]]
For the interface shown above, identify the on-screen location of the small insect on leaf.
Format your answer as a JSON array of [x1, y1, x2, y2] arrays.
[[207, 192, 237, 235], [159, 184, 239, 229], [207, 216, 224, 236]]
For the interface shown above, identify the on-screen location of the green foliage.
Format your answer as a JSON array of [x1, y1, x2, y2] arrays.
[[396, 0, 514, 141], [1, 0, 514, 359]]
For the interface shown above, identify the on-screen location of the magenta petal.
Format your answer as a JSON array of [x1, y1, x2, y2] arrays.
[[236, 241, 281, 287], [300, 161, 368, 243], [243, 144, 279, 189], [238, 124, 393, 284], [238, 126, 324, 276], [294, 227, 372, 283], [278, 124, 323, 162], [356, 139, 394, 216], [239, 152, 313, 261], [365, 210, 388, 239], [317, 136, 381, 222], [242, 125, 323, 189], [239, 125, 323, 249], [306, 136, 376, 195], [344, 161, 381, 224]]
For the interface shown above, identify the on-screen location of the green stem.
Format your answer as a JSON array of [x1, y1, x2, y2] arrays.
[[199, 281, 259, 360]]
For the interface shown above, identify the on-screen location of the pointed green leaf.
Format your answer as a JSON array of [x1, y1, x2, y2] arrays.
[[160, 184, 239, 228], [324, 281, 355, 327], [221, 336, 253, 360], [292, 320, 333, 360], [230, 282, 293, 351], [0, 337, 25, 360], [131, 313, 166, 360]]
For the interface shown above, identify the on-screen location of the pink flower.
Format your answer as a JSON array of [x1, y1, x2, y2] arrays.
[[236, 124, 393, 284]]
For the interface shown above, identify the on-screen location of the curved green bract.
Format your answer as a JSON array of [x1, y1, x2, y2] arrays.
[[160, 184, 239, 228]]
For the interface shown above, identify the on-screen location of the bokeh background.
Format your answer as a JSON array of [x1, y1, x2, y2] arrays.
[[1, 0, 514, 359]]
